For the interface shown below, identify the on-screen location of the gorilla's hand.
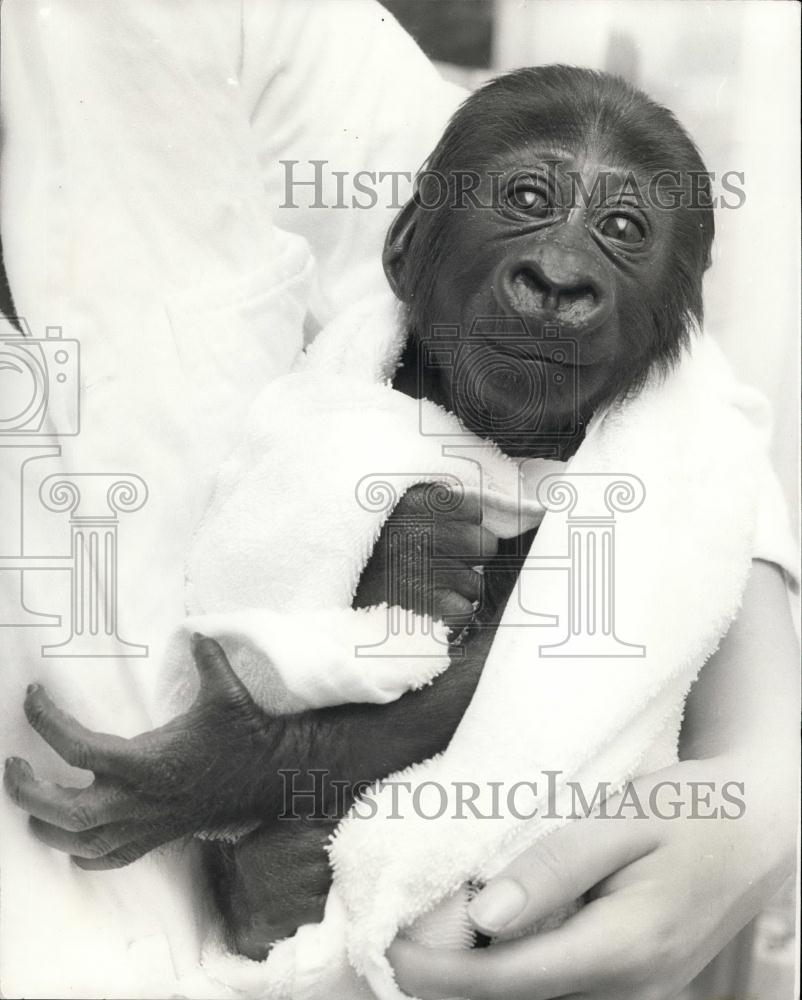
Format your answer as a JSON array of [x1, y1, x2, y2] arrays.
[[4, 635, 289, 869], [353, 482, 498, 626], [6, 625, 495, 871], [214, 817, 335, 959]]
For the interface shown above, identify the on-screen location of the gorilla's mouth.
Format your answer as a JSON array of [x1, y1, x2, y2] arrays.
[[482, 337, 586, 371]]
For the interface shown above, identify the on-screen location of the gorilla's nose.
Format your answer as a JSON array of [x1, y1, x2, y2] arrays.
[[495, 248, 609, 330]]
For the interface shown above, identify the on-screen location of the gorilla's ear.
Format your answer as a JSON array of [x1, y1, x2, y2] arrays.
[[382, 199, 419, 301]]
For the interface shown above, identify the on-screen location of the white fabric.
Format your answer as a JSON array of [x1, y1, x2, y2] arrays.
[[0, 3, 461, 997], [162, 605, 453, 718], [0, 2, 796, 999]]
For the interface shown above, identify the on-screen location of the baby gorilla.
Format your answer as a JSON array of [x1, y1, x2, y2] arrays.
[[206, 65, 715, 954], [5, 66, 714, 957]]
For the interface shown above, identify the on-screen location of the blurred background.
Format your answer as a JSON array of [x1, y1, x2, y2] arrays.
[[381, 2, 800, 998]]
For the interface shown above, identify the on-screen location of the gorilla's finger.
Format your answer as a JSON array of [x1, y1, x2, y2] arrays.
[[432, 589, 475, 625], [4, 760, 142, 831], [436, 521, 499, 562], [29, 816, 158, 859], [23, 686, 132, 774], [437, 484, 482, 523], [190, 633, 256, 705], [402, 482, 482, 524], [430, 566, 484, 604], [71, 831, 170, 870]]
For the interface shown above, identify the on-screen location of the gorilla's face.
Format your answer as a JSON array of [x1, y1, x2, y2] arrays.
[[384, 67, 712, 457]]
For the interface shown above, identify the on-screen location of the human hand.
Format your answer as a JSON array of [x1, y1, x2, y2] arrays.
[[4, 635, 284, 869], [354, 482, 498, 626], [389, 755, 796, 1000]]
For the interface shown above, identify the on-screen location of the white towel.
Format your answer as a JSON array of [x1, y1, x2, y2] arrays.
[[155, 294, 795, 1000]]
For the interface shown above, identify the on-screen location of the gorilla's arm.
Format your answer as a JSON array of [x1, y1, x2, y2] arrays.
[[4, 623, 493, 869], [290, 626, 493, 811], [5, 486, 507, 958], [202, 627, 494, 959]]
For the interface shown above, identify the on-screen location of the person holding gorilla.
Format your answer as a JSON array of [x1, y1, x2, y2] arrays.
[[2, 6, 798, 1000]]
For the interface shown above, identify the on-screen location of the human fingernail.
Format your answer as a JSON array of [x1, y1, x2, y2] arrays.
[[468, 877, 528, 933]]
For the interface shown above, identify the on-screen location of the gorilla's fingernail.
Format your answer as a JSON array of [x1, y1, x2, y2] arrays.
[[26, 683, 40, 696], [468, 877, 528, 933]]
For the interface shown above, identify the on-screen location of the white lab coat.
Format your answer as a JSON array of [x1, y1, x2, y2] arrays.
[[0, 2, 461, 995]]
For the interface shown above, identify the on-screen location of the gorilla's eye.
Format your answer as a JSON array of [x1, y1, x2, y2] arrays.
[[505, 178, 551, 218], [598, 213, 645, 246]]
